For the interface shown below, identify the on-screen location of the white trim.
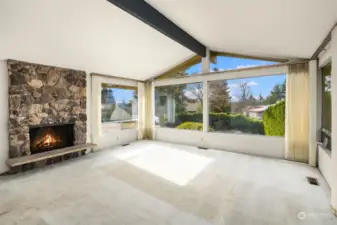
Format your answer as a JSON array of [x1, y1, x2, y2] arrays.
[[318, 41, 332, 68], [151, 81, 156, 139], [91, 75, 139, 150], [95, 75, 138, 87], [155, 127, 285, 159], [91, 75, 102, 147], [202, 80, 209, 132], [309, 60, 318, 166], [154, 66, 287, 87]]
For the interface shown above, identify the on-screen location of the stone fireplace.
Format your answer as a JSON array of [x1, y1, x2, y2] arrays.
[[7, 60, 87, 163]]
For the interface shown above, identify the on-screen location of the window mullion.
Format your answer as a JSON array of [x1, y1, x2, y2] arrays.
[[202, 80, 209, 132]]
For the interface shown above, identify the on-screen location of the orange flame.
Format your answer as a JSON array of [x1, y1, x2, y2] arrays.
[[44, 134, 56, 146]]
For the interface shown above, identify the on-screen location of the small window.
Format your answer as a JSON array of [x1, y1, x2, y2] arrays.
[[321, 63, 331, 150], [101, 84, 138, 131]]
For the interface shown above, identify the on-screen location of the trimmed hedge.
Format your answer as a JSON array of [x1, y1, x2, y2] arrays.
[[174, 113, 264, 135], [176, 122, 203, 131], [262, 100, 285, 136]]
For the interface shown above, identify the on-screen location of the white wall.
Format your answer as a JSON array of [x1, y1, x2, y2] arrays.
[[91, 75, 139, 151], [98, 129, 138, 150], [0, 0, 193, 81], [317, 42, 332, 187], [331, 26, 337, 214], [0, 61, 9, 174], [318, 145, 333, 188], [155, 128, 285, 159]]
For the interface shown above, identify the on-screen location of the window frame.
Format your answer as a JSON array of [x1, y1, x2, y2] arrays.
[[319, 61, 332, 151], [206, 74, 286, 137], [101, 83, 138, 125], [154, 65, 287, 133]]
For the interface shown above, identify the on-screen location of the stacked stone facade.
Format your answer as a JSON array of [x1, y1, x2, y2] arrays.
[[7, 60, 87, 158]]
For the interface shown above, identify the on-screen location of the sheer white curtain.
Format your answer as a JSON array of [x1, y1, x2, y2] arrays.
[[285, 63, 309, 162], [143, 81, 154, 139], [137, 82, 145, 140]]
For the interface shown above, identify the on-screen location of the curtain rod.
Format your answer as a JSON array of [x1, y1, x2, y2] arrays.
[[311, 22, 337, 60]]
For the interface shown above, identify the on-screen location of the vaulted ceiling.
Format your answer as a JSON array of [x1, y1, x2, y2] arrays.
[[146, 0, 337, 59], [1, 0, 336, 80]]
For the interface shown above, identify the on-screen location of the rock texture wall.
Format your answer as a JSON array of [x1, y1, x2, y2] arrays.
[[8, 60, 87, 158]]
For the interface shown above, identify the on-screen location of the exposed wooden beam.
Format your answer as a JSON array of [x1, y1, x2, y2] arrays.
[[106, 0, 206, 57]]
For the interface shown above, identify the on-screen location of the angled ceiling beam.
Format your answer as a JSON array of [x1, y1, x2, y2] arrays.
[[106, 0, 206, 57]]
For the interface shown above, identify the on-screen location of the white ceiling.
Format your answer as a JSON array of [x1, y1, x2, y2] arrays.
[[0, 0, 193, 80], [1, 0, 337, 81], [146, 0, 337, 59]]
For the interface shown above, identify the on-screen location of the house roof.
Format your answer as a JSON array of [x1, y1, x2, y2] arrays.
[[1, 0, 337, 81], [247, 105, 269, 113]]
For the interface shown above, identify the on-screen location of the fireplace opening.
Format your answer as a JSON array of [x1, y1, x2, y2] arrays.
[[29, 123, 74, 154]]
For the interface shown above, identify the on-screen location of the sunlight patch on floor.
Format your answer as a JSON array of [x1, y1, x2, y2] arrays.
[[114, 144, 214, 186]]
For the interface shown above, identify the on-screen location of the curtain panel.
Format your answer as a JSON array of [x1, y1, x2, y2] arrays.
[[143, 81, 154, 139], [285, 63, 309, 162]]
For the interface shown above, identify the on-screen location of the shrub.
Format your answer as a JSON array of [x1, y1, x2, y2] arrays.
[[173, 113, 264, 135], [176, 122, 203, 131], [262, 100, 285, 136]]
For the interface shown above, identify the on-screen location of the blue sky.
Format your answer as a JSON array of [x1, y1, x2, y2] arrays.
[[110, 88, 135, 103], [109, 56, 286, 102]]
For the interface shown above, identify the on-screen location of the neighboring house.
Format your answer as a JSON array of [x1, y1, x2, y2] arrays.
[[110, 104, 132, 121], [186, 100, 201, 113], [244, 105, 269, 120]]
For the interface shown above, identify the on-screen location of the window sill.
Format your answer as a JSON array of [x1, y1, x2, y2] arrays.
[[102, 119, 138, 124], [155, 126, 285, 139]]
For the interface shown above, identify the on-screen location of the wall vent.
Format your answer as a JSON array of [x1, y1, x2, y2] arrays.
[[306, 177, 319, 186]]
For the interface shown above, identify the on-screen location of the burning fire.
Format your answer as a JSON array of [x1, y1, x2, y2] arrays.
[[35, 133, 58, 150], [44, 134, 56, 146]]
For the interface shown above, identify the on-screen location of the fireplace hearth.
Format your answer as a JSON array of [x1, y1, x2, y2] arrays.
[[29, 124, 74, 154]]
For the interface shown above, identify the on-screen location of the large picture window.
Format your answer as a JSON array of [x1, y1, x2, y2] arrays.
[[321, 63, 331, 150], [155, 83, 203, 131], [208, 74, 286, 136], [101, 84, 138, 130]]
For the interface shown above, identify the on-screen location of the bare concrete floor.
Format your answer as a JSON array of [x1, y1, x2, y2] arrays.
[[0, 141, 335, 225]]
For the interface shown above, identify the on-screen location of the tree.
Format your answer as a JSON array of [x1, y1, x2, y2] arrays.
[[238, 81, 252, 101], [264, 80, 286, 104], [209, 80, 231, 113], [185, 83, 203, 104], [101, 88, 115, 105], [258, 93, 265, 104], [174, 85, 188, 114], [234, 81, 253, 112], [248, 94, 258, 106]]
